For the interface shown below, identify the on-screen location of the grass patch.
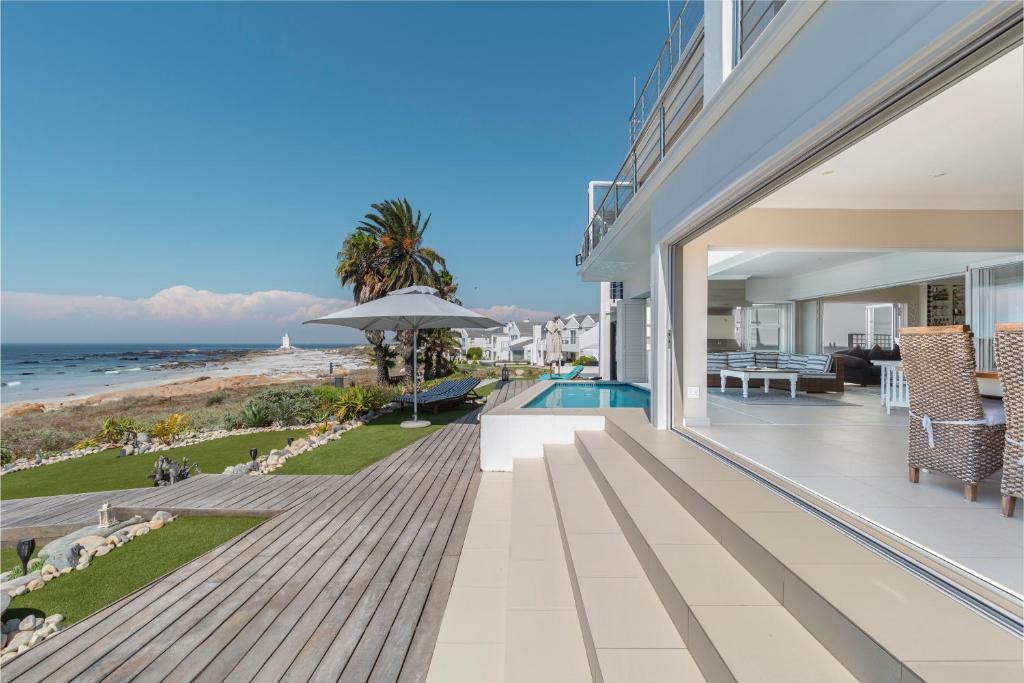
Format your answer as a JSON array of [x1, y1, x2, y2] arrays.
[[3, 516, 263, 624], [273, 382, 498, 476], [0, 547, 38, 574], [0, 429, 307, 500]]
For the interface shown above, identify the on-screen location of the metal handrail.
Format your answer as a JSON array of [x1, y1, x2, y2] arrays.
[[578, 2, 704, 266]]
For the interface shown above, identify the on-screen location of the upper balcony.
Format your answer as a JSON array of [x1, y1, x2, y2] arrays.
[[577, 0, 788, 268]]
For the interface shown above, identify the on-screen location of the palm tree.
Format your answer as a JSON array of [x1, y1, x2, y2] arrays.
[[422, 328, 461, 379], [336, 199, 446, 384]]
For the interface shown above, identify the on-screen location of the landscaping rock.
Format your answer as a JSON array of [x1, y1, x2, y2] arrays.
[[76, 561, 89, 571], [44, 614, 63, 628], [3, 619, 20, 634], [13, 586, 27, 597], [0, 594, 9, 616], [18, 615, 37, 631], [5, 630, 32, 651], [93, 545, 111, 558], [27, 580, 44, 591]]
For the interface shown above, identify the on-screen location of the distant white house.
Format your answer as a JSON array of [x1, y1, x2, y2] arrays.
[[455, 313, 598, 366]]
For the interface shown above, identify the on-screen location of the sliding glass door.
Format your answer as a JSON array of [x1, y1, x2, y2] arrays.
[[969, 260, 1024, 370]]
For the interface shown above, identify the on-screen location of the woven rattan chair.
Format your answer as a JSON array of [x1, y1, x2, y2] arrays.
[[995, 323, 1023, 517], [900, 325, 1006, 501]]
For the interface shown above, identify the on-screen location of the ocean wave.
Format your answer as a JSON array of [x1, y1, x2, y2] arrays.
[[3, 381, 22, 386], [126, 367, 142, 372], [105, 370, 120, 375]]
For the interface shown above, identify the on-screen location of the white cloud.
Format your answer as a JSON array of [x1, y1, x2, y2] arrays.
[[472, 304, 555, 323], [1, 286, 361, 344]]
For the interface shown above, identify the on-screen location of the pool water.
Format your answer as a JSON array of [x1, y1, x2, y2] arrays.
[[524, 382, 650, 410]]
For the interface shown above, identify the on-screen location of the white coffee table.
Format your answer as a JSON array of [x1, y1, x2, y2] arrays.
[[720, 368, 799, 398]]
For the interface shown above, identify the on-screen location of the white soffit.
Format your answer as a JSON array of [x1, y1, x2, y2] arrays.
[[709, 251, 880, 279], [756, 46, 1024, 210]]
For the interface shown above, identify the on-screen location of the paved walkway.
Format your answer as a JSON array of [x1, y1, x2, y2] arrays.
[[2, 381, 534, 682]]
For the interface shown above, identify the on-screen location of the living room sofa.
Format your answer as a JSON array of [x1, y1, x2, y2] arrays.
[[706, 351, 845, 393], [831, 344, 901, 387]]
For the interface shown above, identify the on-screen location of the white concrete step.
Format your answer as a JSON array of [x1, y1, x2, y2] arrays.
[[574, 430, 858, 683], [428, 463, 591, 683], [545, 444, 705, 682]]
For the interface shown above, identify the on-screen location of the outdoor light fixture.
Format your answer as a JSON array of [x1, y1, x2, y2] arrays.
[[287, 437, 294, 447], [98, 502, 115, 528], [16, 539, 35, 575], [501, 366, 509, 381], [249, 448, 259, 472]]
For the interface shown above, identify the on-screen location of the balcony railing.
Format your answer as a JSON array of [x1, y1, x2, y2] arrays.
[[578, 1, 705, 267]]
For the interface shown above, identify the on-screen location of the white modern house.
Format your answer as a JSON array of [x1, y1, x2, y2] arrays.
[[431, 3, 1024, 682], [456, 314, 599, 365]]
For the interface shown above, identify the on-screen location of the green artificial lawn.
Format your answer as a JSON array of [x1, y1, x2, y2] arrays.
[[0, 547, 38, 574], [3, 516, 263, 625], [273, 383, 497, 476], [0, 429, 307, 500]]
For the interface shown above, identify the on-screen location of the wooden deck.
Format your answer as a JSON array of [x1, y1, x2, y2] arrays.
[[2, 382, 534, 682]]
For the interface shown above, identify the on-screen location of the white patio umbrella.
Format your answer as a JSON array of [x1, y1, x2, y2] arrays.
[[304, 285, 501, 428], [544, 321, 563, 374]]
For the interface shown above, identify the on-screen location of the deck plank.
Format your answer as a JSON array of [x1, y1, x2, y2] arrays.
[[0, 396, 518, 682]]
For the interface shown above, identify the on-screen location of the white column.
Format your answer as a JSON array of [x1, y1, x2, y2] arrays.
[[617, 299, 648, 383], [649, 243, 672, 429], [680, 240, 709, 427], [599, 282, 613, 380], [703, 0, 735, 103]]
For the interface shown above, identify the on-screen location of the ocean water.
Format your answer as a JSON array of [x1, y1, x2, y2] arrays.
[[1, 343, 354, 404]]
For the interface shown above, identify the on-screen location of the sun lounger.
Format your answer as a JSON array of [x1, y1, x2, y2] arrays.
[[396, 378, 482, 414], [538, 365, 584, 381]]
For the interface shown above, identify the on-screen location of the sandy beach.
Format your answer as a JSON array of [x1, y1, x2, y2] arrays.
[[2, 346, 371, 416]]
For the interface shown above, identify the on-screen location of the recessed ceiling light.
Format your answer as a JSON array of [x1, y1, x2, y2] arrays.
[[932, 171, 947, 178], [821, 170, 834, 176]]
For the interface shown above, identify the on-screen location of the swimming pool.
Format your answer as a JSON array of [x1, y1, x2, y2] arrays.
[[524, 382, 650, 410]]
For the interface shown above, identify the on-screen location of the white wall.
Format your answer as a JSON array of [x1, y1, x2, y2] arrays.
[[616, 298, 649, 382]]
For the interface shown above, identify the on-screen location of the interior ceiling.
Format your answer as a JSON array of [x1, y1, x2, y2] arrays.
[[709, 251, 880, 279], [756, 47, 1023, 210], [709, 250, 1007, 281]]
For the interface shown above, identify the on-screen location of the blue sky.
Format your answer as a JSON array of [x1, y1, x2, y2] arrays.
[[2, 1, 670, 343]]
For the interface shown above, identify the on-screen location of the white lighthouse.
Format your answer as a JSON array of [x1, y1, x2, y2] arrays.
[[280, 333, 291, 350]]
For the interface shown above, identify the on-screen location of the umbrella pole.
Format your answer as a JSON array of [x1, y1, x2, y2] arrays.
[[413, 328, 418, 422], [402, 326, 430, 429]]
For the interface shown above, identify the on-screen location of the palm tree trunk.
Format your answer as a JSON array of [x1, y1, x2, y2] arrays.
[[365, 330, 390, 385]]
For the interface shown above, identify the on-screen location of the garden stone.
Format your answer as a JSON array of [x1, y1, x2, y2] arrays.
[[128, 523, 150, 536], [27, 579, 44, 591], [0, 652, 16, 665], [6, 630, 32, 651], [94, 545, 111, 558], [44, 614, 63, 627], [61, 543, 84, 570], [0, 593, 9, 616], [76, 561, 89, 571], [18, 615, 37, 631], [3, 619, 19, 634], [13, 586, 27, 597], [151, 511, 175, 524]]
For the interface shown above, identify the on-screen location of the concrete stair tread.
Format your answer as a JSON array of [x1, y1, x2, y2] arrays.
[[545, 445, 704, 681], [504, 458, 591, 683], [574, 431, 858, 682]]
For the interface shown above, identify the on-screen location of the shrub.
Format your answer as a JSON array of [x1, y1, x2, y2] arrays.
[[31, 429, 78, 453], [308, 422, 330, 436], [335, 385, 395, 422], [149, 413, 194, 445], [72, 436, 100, 451], [575, 355, 598, 366], [98, 416, 143, 445], [466, 347, 483, 361], [222, 412, 244, 430], [244, 387, 320, 427], [205, 390, 228, 407], [27, 558, 43, 573], [0, 441, 13, 465], [239, 402, 271, 428]]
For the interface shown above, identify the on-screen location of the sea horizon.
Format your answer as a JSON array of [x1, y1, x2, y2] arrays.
[[1, 341, 366, 405]]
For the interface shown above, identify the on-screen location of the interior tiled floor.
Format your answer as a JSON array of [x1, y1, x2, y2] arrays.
[[693, 386, 1024, 595]]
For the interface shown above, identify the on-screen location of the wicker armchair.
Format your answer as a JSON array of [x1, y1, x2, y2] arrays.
[[900, 325, 1006, 501], [995, 323, 1023, 517]]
